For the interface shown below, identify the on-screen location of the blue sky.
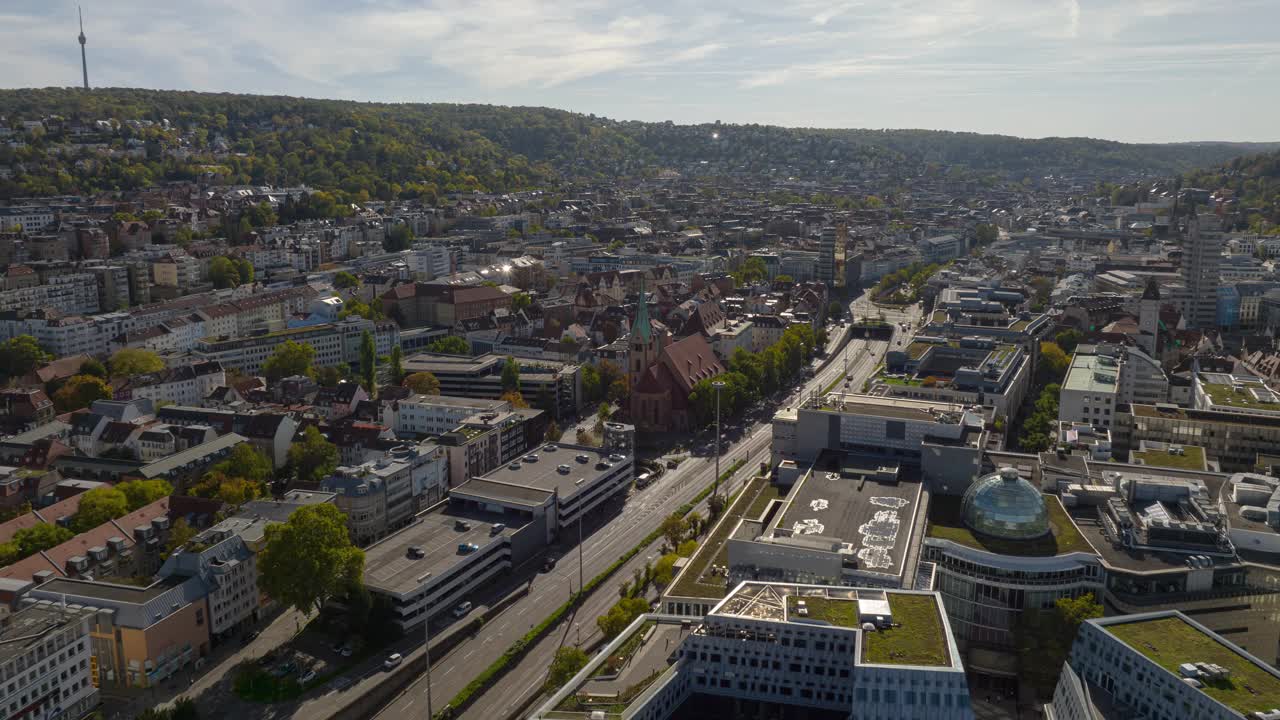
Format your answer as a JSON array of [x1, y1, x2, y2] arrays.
[[3, 0, 1278, 142]]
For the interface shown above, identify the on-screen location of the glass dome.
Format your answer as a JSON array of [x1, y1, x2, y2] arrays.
[[961, 467, 1050, 540]]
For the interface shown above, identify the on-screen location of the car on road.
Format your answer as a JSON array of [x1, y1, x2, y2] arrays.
[[542, 555, 558, 572], [242, 630, 260, 644], [384, 653, 403, 670], [452, 601, 473, 618], [340, 645, 353, 657], [299, 669, 318, 684]]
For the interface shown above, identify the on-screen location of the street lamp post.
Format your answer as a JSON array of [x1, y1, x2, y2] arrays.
[[712, 380, 726, 501]]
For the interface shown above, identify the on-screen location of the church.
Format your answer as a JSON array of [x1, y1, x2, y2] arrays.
[[627, 279, 725, 433]]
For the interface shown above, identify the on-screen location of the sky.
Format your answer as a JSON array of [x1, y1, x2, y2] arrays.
[[2, 0, 1279, 143]]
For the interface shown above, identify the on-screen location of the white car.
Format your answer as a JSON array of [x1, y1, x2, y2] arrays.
[[383, 653, 403, 670], [299, 669, 318, 684], [453, 601, 473, 618]]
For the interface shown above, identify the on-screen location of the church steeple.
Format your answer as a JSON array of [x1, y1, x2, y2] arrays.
[[634, 274, 651, 343]]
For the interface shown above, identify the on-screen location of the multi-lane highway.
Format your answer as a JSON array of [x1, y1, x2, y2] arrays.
[[327, 293, 921, 720]]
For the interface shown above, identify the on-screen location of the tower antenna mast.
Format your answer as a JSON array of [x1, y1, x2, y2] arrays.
[[78, 6, 89, 90]]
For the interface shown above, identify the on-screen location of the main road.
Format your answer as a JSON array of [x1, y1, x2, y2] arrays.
[[364, 292, 921, 720]]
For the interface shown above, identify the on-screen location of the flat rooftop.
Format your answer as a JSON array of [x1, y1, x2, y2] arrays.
[[1105, 614, 1280, 716], [455, 443, 629, 502], [815, 392, 970, 423], [38, 575, 187, 604], [775, 468, 920, 576], [1199, 374, 1280, 411], [363, 506, 526, 595], [715, 583, 953, 668], [1063, 352, 1120, 394], [926, 493, 1096, 557], [1132, 445, 1207, 471]]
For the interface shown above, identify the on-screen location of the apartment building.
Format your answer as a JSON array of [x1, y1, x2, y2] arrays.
[[1058, 346, 1121, 429], [320, 458, 414, 546], [0, 274, 100, 316], [0, 603, 100, 720]]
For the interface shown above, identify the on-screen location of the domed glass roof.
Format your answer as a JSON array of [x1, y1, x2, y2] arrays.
[[961, 467, 1050, 540]]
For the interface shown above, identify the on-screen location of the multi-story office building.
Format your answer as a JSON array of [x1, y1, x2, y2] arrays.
[[320, 457, 415, 545], [816, 226, 838, 287], [1053, 611, 1280, 720], [380, 394, 510, 438], [1059, 346, 1122, 429], [875, 336, 1032, 418], [400, 353, 582, 419], [1114, 402, 1280, 472], [532, 583, 974, 720], [193, 318, 399, 376], [1181, 214, 1223, 329], [0, 602, 100, 720], [772, 393, 990, 496]]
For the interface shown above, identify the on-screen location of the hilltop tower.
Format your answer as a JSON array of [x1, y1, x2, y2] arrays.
[[78, 6, 89, 90]]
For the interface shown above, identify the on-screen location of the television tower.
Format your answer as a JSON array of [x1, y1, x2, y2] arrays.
[[78, 6, 89, 90]]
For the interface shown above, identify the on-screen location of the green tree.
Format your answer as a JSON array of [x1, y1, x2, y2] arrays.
[[975, 223, 999, 245], [12, 523, 74, 559], [117, 479, 173, 511], [775, 274, 795, 284], [262, 340, 316, 381], [652, 553, 680, 586], [211, 443, 274, 483], [1054, 329, 1084, 355], [109, 348, 164, 376], [512, 292, 532, 312], [388, 345, 404, 386], [384, 224, 414, 252], [560, 333, 579, 356], [501, 390, 530, 409], [1039, 341, 1070, 380], [288, 425, 339, 484], [79, 357, 108, 379], [501, 356, 521, 392], [827, 301, 844, 321], [545, 419, 563, 442], [1016, 593, 1103, 695], [660, 514, 688, 549], [232, 257, 254, 286], [0, 335, 52, 381], [427, 336, 470, 355], [334, 271, 359, 289], [73, 486, 130, 532], [165, 517, 197, 555], [53, 375, 112, 412], [208, 256, 240, 289], [544, 646, 590, 693], [597, 596, 649, 640], [316, 366, 343, 387], [404, 371, 441, 395], [359, 330, 377, 395], [257, 503, 364, 615]]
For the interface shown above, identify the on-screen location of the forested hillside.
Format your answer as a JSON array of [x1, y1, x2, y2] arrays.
[[1, 87, 1275, 201], [1181, 149, 1280, 232]]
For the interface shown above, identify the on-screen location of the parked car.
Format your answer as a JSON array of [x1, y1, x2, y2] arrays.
[[454, 520, 471, 531], [340, 645, 353, 658], [406, 545, 426, 559], [242, 630, 260, 645], [541, 556, 558, 572], [299, 669, 318, 684], [489, 523, 505, 535], [452, 601, 473, 618], [384, 653, 403, 670], [457, 542, 479, 554]]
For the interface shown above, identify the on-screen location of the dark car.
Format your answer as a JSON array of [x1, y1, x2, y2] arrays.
[[242, 630, 261, 645], [542, 556, 557, 572]]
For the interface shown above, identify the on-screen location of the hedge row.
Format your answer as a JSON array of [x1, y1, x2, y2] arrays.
[[433, 458, 750, 718]]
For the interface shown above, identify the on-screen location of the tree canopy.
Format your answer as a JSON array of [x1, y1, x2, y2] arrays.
[[261, 340, 316, 381], [211, 443, 274, 483], [403, 371, 441, 395], [288, 425, 339, 484], [109, 348, 165, 376], [117, 479, 173, 511], [257, 503, 364, 615], [427, 335, 470, 355], [52, 375, 112, 413], [0, 335, 51, 381], [501, 356, 521, 392], [72, 486, 130, 532]]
